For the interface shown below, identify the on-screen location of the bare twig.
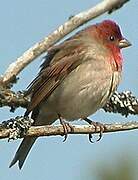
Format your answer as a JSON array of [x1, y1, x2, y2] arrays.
[[2, 0, 129, 84], [0, 120, 137, 140]]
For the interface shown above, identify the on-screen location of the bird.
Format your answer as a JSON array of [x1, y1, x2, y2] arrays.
[[9, 20, 131, 169]]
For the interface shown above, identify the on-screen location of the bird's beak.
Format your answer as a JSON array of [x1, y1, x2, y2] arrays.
[[119, 38, 132, 48]]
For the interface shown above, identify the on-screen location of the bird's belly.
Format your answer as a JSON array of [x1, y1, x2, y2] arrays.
[[50, 85, 108, 120], [41, 62, 116, 121]]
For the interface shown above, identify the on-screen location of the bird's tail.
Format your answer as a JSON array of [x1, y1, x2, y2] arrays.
[[9, 137, 37, 169], [9, 107, 56, 169]]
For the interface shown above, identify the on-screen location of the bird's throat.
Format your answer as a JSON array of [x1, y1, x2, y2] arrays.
[[109, 46, 123, 72]]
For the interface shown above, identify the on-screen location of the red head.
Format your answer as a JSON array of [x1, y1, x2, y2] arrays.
[[94, 20, 131, 50], [86, 20, 131, 71]]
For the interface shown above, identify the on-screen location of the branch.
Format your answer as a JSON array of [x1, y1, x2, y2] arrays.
[[103, 91, 138, 116], [0, 88, 138, 117], [2, 0, 129, 84], [0, 120, 137, 140], [0, 87, 28, 112]]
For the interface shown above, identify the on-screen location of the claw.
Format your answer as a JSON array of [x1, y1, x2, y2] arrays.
[[58, 114, 73, 142], [61, 121, 68, 142], [83, 118, 105, 143], [95, 122, 105, 142], [88, 134, 94, 143]]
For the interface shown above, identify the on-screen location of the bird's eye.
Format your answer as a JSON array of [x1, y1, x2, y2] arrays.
[[109, 36, 115, 41]]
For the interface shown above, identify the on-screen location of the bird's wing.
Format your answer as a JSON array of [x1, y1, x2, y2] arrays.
[[25, 39, 87, 115]]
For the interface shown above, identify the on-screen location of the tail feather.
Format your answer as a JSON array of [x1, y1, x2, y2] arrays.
[[9, 106, 56, 169], [9, 137, 37, 169]]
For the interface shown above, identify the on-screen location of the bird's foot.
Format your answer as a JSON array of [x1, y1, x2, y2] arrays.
[[58, 114, 73, 142], [2, 116, 34, 141], [83, 118, 106, 143]]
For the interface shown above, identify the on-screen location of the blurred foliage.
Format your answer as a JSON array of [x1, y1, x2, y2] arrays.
[[96, 159, 134, 180], [85, 153, 137, 180]]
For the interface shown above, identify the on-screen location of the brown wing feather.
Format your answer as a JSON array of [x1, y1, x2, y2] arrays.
[[25, 40, 86, 115], [26, 38, 84, 94]]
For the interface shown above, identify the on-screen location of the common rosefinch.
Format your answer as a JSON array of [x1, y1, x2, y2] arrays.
[[9, 20, 131, 169]]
